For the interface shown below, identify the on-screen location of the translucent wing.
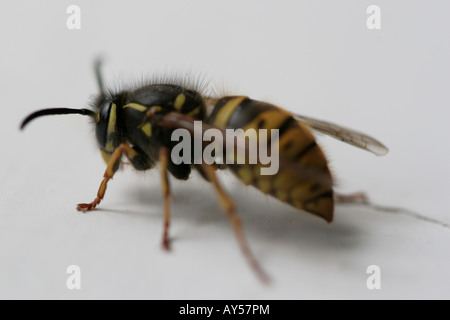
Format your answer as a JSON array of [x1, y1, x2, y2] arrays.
[[293, 114, 389, 156]]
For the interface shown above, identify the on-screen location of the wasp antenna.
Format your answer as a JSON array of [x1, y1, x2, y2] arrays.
[[94, 57, 106, 97], [20, 108, 96, 130]]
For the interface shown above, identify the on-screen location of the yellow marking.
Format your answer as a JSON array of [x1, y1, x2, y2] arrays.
[[237, 167, 253, 185], [187, 106, 201, 117], [174, 94, 186, 111], [103, 143, 137, 165], [105, 163, 115, 178], [278, 128, 306, 158], [123, 103, 148, 112], [274, 172, 296, 190], [257, 177, 272, 194], [292, 200, 304, 210], [100, 150, 111, 164], [105, 141, 115, 152], [107, 103, 117, 134], [126, 148, 138, 160], [214, 96, 247, 127], [95, 113, 100, 123], [141, 123, 152, 136], [146, 106, 162, 117], [275, 190, 290, 202], [253, 164, 261, 177], [297, 145, 324, 168], [290, 183, 312, 202], [242, 110, 288, 133], [99, 179, 107, 196]]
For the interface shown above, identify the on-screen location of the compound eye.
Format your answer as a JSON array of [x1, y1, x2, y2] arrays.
[[95, 102, 112, 148]]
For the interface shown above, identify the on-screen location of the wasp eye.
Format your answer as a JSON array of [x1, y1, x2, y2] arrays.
[[95, 101, 112, 148]]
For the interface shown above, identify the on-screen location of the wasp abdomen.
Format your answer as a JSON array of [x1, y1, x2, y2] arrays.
[[209, 96, 334, 222]]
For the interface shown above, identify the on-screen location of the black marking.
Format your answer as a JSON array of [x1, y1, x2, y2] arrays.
[[278, 117, 297, 137], [168, 160, 191, 180], [100, 148, 112, 155], [226, 99, 273, 129], [257, 119, 266, 129], [208, 96, 238, 124], [128, 145, 153, 171], [294, 141, 317, 161], [309, 182, 320, 193], [284, 140, 293, 150]]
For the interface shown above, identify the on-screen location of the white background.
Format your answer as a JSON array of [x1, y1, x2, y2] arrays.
[[1, 0, 449, 299]]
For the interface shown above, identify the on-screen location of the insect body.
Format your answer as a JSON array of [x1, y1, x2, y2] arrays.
[[21, 61, 388, 282]]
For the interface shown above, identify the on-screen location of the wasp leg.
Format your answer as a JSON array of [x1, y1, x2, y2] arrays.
[[202, 164, 270, 283], [159, 147, 172, 250], [77, 143, 144, 212]]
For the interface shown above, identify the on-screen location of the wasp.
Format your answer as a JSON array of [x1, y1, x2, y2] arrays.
[[21, 60, 388, 282]]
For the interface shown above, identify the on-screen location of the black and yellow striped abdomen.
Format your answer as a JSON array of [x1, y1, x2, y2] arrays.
[[208, 96, 334, 222]]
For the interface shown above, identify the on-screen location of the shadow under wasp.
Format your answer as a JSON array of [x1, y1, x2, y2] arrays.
[[20, 60, 388, 283]]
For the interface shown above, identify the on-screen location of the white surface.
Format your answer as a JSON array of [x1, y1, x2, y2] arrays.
[[1, 0, 449, 299]]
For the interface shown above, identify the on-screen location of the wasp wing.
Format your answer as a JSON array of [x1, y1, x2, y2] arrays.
[[293, 114, 388, 156]]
